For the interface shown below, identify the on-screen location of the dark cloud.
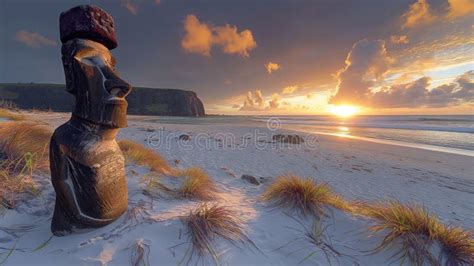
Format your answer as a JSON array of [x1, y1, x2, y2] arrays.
[[330, 39, 392, 105], [370, 71, 473, 108], [332, 38, 473, 108]]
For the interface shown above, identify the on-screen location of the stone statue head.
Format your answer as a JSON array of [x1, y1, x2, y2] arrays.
[[59, 5, 131, 128]]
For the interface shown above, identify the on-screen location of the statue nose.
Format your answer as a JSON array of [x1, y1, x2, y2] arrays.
[[105, 79, 131, 97], [103, 70, 132, 98]]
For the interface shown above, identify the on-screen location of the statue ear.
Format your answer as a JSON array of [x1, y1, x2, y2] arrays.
[[62, 55, 77, 95]]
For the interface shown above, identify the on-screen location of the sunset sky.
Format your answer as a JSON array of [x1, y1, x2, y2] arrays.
[[0, 0, 472, 115]]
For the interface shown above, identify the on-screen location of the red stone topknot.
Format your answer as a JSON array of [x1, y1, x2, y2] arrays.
[[60, 5, 118, 49]]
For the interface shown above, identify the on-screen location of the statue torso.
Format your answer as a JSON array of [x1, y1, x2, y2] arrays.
[[50, 119, 128, 221]]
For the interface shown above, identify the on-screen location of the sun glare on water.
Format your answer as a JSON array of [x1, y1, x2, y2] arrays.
[[330, 105, 359, 117]]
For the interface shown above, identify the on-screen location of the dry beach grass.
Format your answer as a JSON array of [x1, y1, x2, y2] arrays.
[[118, 139, 172, 174], [144, 166, 219, 202], [358, 200, 474, 265], [262, 174, 345, 219], [173, 167, 218, 200], [0, 117, 472, 265], [0, 121, 51, 209], [263, 174, 474, 265], [0, 121, 51, 170], [0, 108, 24, 121], [181, 204, 253, 264]]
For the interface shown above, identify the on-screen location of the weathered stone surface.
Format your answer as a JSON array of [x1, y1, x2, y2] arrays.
[[50, 5, 130, 236], [60, 5, 118, 49], [241, 174, 260, 185], [0, 84, 206, 117]]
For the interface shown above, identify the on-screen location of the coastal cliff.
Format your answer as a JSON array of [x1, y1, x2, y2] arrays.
[[0, 83, 205, 116]]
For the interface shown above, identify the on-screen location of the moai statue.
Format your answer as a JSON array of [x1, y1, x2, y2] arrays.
[[50, 5, 131, 236]]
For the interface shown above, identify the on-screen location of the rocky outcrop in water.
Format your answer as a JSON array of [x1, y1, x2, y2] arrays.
[[0, 83, 206, 117]]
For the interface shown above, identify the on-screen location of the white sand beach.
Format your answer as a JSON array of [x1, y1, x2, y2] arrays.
[[1, 112, 473, 265]]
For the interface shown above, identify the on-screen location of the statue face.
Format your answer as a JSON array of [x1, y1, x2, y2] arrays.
[[62, 39, 131, 128]]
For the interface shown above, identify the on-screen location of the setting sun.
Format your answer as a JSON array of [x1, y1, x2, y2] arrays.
[[330, 105, 359, 117]]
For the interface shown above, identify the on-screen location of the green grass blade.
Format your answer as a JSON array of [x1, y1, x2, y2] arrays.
[[33, 235, 53, 252], [0, 241, 17, 265]]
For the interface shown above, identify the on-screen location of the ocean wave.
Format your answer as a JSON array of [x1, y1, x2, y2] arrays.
[[251, 116, 474, 133]]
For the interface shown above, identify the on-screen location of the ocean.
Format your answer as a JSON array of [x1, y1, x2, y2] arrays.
[[149, 115, 474, 156]]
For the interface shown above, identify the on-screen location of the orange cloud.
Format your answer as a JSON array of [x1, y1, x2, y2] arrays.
[[282, 85, 298, 94], [238, 90, 283, 111], [213, 24, 257, 57], [181, 14, 257, 57], [390, 35, 409, 44], [401, 0, 436, 29], [265, 62, 281, 74], [268, 93, 281, 110], [448, 0, 474, 18], [239, 90, 265, 111], [15, 30, 56, 48], [400, 0, 473, 29], [181, 15, 213, 56]]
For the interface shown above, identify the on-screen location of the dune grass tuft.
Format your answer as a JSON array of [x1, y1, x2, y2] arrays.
[[181, 204, 253, 264], [0, 108, 24, 121], [262, 175, 343, 219], [437, 226, 474, 265], [0, 156, 39, 209], [173, 167, 218, 200], [262, 176, 473, 265], [0, 122, 51, 170], [360, 201, 440, 265], [118, 140, 171, 174], [143, 167, 218, 201], [0, 122, 51, 209], [359, 200, 474, 265]]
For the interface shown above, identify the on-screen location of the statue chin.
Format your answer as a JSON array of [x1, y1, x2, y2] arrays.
[[73, 101, 128, 128]]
